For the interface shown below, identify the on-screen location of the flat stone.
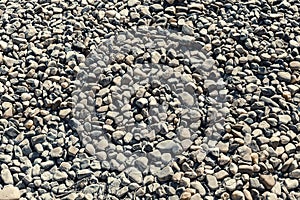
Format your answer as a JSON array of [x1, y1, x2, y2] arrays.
[[261, 53, 271, 60], [215, 170, 229, 180], [182, 24, 194, 36], [290, 40, 300, 48], [112, 131, 126, 140]]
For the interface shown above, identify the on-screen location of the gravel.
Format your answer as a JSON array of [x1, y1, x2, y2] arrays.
[[0, 0, 300, 199]]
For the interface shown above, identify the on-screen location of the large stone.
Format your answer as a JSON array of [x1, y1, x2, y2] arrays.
[[0, 185, 21, 200]]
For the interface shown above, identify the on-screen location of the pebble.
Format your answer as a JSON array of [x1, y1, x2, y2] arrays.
[[231, 191, 245, 200], [156, 166, 174, 182], [277, 72, 291, 82], [50, 147, 63, 158], [0, 0, 299, 199], [284, 178, 299, 190], [1, 169, 13, 184], [206, 175, 218, 190], [259, 174, 276, 189], [289, 61, 300, 69], [180, 192, 192, 200]]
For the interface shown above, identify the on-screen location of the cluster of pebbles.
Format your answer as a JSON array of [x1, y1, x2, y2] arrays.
[[0, 0, 299, 200], [72, 26, 227, 177]]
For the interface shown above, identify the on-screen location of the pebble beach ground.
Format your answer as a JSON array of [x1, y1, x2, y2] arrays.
[[0, 0, 300, 200]]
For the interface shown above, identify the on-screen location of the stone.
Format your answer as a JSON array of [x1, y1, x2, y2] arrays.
[[290, 40, 300, 48], [85, 144, 95, 155], [0, 41, 8, 51], [284, 178, 299, 190], [53, 171, 68, 181], [112, 131, 126, 140], [135, 98, 148, 108], [190, 193, 201, 200], [128, 0, 139, 7], [1, 169, 13, 184], [224, 178, 237, 192], [190, 181, 206, 196], [50, 147, 63, 158], [156, 140, 182, 154], [229, 163, 238, 174], [206, 175, 218, 190], [128, 168, 143, 183], [278, 71, 291, 82], [156, 166, 174, 181], [4, 126, 19, 137], [179, 92, 195, 107], [285, 143, 296, 154], [214, 170, 229, 180], [59, 108, 71, 118], [3, 56, 17, 67], [259, 174, 276, 189], [180, 192, 191, 200], [151, 51, 161, 64], [289, 169, 300, 178], [182, 24, 194, 36], [289, 61, 300, 69], [278, 115, 291, 124], [231, 190, 245, 200], [0, 185, 21, 200]]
